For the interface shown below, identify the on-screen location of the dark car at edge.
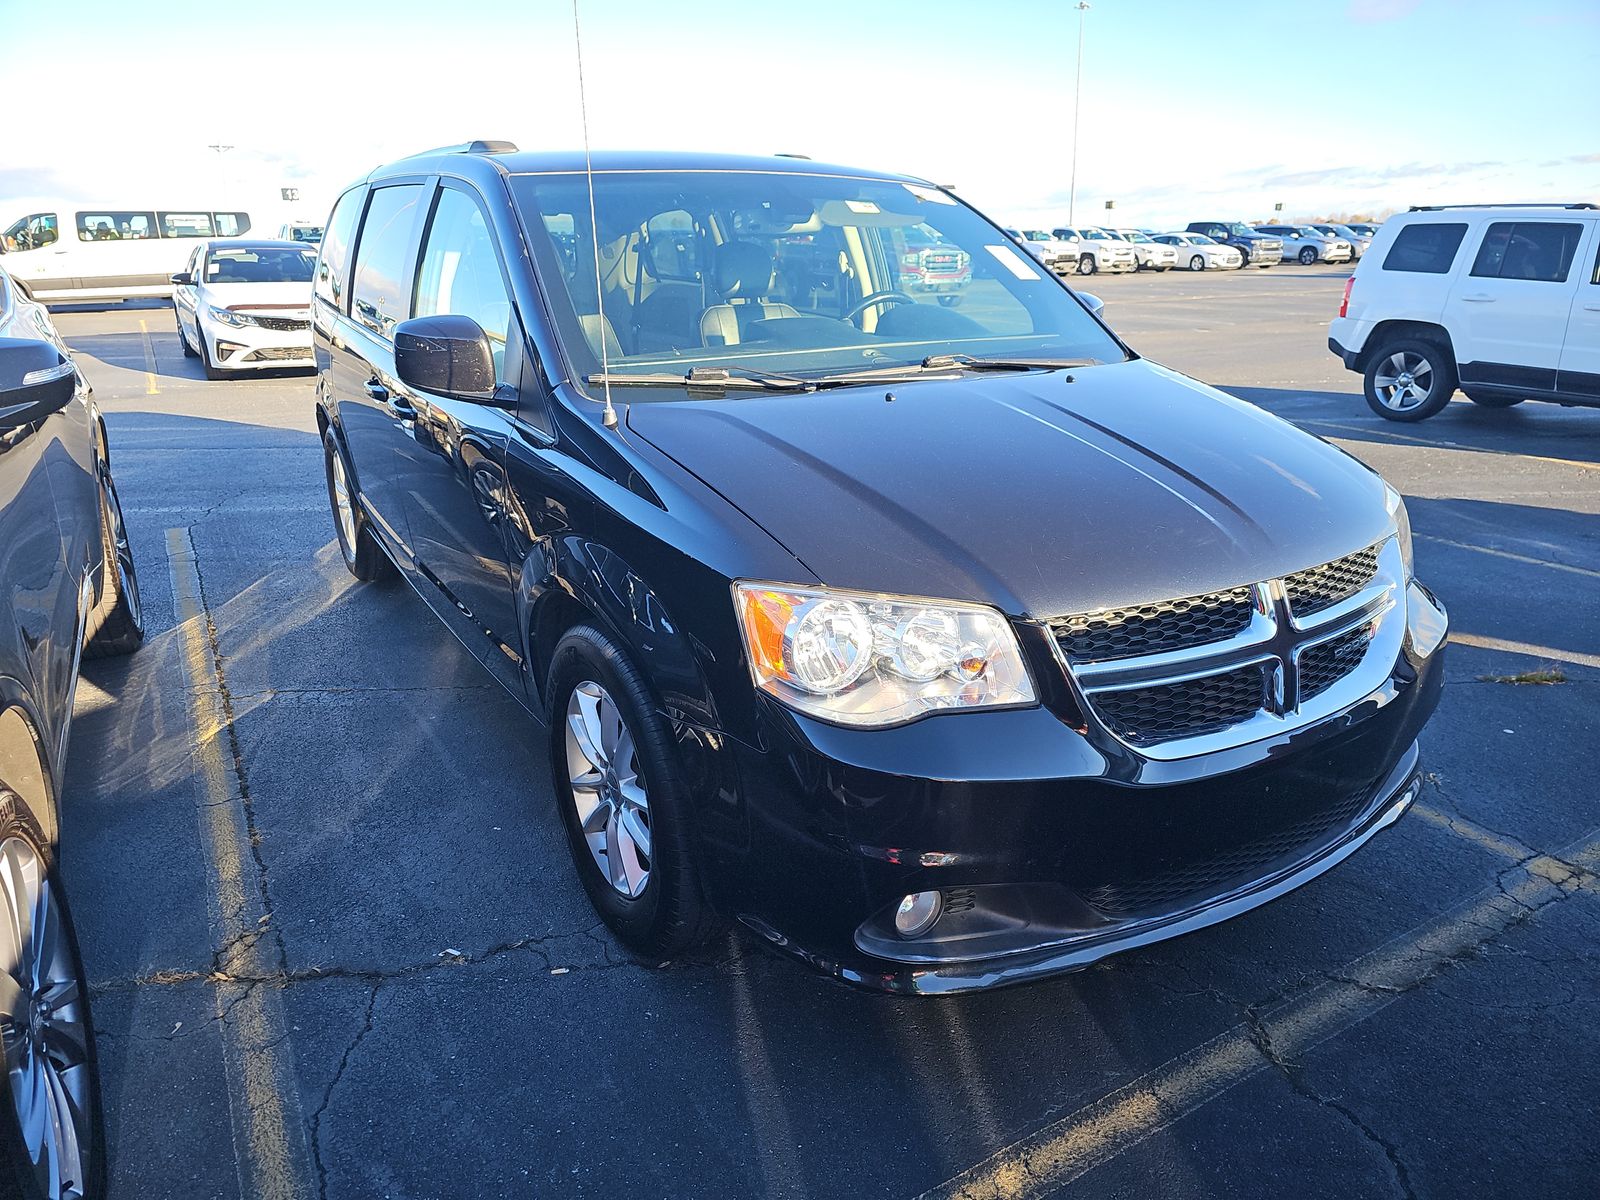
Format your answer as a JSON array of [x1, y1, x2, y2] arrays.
[[0, 261, 144, 1197], [312, 144, 1447, 994]]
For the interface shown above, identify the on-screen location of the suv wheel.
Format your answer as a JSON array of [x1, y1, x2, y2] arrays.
[[323, 430, 394, 582], [1364, 340, 1457, 421], [1236, 246, 1251, 266], [1077, 254, 1097, 276], [1298, 246, 1318, 265], [548, 625, 724, 957]]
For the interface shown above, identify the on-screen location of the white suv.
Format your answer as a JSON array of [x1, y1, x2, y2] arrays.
[[1329, 203, 1600, 421]]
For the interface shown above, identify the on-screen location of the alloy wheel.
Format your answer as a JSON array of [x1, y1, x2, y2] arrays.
[[1190, 255, 1205, 271], [0, 835, 93, 1200], [565, 682, 651, 898], [1372, 351, 1435, 412], [329, 448, 358, 559]]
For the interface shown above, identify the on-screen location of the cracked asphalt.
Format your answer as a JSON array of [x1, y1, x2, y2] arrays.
[[52, 265, 1599, 1198]]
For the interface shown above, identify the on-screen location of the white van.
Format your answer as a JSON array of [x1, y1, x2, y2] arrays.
[[1330, 203, 1600, 421], [0, 205, 255, 303]]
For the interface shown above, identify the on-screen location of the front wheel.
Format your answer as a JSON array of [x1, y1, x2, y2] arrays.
[[0, 817, 107, 1200], [175, 309, 198, 358], [1364, 339, 1457, 422], [85, 466, 143, 658], [1077, 254, 1097, 276], [1189, 255, 1206, 272], [548, 625, 725, 957], [323, 430, 393, 582], [936, 294, 963, 308], [1298, 246, 1318, 265], [195, 326, 228, 381]]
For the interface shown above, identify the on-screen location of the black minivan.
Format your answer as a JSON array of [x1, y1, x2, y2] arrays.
[[313, 143, 1447, 994]]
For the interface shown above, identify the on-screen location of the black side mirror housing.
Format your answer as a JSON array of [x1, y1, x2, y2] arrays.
[[394, 315, 497, 402], [0, 339, 75, 429], [170, 271, 195, 286]]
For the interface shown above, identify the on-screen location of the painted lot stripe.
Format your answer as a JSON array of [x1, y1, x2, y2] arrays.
[[917, 832, 1600, 1200], [1416, 534, 1600, 581], [1450, 631, 1600, 671], [167, 527, 311, 1200], [1304, 418, 1600, 472], [137, 318, 159, 395]]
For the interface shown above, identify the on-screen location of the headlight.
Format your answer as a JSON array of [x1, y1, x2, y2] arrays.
[[208, 305, 251, 328], [1385, 484, 1414, 578], [732, 583, 1036, 728]]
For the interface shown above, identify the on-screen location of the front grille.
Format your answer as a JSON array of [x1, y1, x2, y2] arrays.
[[249, 315, 309, 331], [1081, 777, 1375, 918], [1053, 585, 1255, 663], [1299, 624, 1373, 701], [1093, 664, 1266, 745], [243, 346, 311, 362], [1284, 543, 1380, 618]]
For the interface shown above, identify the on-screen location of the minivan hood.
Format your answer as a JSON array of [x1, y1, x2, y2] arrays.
[[626, 360, 1390, 619]]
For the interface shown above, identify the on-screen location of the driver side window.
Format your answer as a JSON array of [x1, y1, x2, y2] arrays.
[[413, 187, 514, 380]]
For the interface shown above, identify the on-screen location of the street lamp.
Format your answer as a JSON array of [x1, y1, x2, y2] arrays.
[[1068, 1, 1091, 226]]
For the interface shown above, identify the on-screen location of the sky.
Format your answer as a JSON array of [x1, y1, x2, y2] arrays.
[[1, 0, 1596, 232]]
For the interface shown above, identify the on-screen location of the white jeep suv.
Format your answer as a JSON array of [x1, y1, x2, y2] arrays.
[[1330, 203, 1600, 421]]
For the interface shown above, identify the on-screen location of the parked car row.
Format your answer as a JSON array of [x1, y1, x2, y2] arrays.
[[1005, 219, 1383, 275]]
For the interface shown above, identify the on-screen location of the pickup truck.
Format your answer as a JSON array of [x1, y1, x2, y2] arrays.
[[1185, 221, 1283, 268]]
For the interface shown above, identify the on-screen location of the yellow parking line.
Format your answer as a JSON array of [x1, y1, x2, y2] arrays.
[[167, 528, 309, 1200], [138, 317, 159, 395], [1450, 631, 1600, 671], [916, 832, 1600, 1200], [1416, 534, 1600, 580]]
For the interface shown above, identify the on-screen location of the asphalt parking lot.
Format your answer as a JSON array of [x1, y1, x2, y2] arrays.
[[56, 263, 1599, 1199]]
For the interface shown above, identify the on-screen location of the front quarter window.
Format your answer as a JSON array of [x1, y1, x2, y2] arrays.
[[508, 169, 1127, 395]]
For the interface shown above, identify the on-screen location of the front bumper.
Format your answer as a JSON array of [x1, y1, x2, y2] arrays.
[[202, 316, 313, 370], [702, 584, 1447, 994]]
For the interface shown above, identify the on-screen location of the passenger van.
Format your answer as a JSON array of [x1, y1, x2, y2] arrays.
[[0, 205, 254, 303]]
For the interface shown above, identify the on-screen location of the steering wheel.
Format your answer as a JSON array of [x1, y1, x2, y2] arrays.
[[843, 290, 917, 325]]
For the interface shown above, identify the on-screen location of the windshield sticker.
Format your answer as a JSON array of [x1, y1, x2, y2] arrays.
[[905, 184, 956, 206], [845, 200, 881, 214], [985, 244, 1040, 280]]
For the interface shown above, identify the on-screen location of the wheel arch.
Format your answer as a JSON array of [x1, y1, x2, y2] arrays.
[[0, 688, 60, 855], [1358, 321, 1457, 372]]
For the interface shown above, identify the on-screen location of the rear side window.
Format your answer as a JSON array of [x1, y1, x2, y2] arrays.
[[1470, 221, 1583, 283], [76, 211, 155, 241], [350, 185, 422, 338], [214, 212, 251, 236], [1382, 222, 1466, 274], [315, 187, 365, 311], [160, 212, 214, 238]]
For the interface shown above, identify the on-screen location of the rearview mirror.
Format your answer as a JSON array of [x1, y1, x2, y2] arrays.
[[170, 271, 195, 286], [394, 315, 497, 402], [0, 339, 75, 430], [1078, 292, 1105, 320]]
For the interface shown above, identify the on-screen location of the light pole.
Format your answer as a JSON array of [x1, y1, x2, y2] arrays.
[[1068, 1, 1091, 226]]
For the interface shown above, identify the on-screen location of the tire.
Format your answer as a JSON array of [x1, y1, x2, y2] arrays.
[[1077, 254, 1097, 276], [1363, 338, 1457, 422], [936, 294, 962, 308], [1298, 246, 1318, 265], [1189, 255, 1206, 272], [195, 325, 228, 381], [1465, 392, 1525, 408], [1236, 246, 1251, 267], [323, 430, 394, 582], [176, 308, 197, 358], [547, 625, 724, 957], [0, 807, 107, 1200], [85, 465, 144, 658]]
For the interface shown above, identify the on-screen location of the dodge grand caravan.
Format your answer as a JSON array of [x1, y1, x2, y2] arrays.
[[313, 143, 1447, 993]]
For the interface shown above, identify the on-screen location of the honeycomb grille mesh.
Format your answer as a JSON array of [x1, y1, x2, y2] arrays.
[[1053, 585, 1255, 663], [1299, 625, 1374, 701], [1093, 664, 1266, 745], [1283, 544, 1381, 618]]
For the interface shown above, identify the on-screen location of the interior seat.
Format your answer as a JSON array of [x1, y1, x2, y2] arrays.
[[699, 242, 799, 347]]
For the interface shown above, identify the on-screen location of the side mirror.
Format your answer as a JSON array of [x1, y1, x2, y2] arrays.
[[1078, 292, 1105, 320], [394, 315, 497, 402], [170, 271, 195, 286], [0, 339, 75, 430]]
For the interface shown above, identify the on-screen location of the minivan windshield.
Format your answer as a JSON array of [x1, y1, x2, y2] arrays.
[[509, 170, 1126, 393]]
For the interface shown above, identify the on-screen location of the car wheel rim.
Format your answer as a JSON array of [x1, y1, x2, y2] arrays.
[[0, 833, 92, 1200], [1373, 352, 1434, 411], [565, 681, 651, 899], [329, 449, 358, 558], [1190, 256, 1204, 271]]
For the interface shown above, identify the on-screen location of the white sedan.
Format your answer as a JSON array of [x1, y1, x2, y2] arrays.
[[171, 240, 316, 379], [1153, 232, 1245, 272]]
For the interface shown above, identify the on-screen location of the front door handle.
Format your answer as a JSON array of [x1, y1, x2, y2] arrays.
[[1584, 302, 1600, 312], [364, 378, 389, 403], [1460, 294, 1495, 303]]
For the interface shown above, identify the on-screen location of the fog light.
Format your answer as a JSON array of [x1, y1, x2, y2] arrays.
[[894, 891, 943, 939]]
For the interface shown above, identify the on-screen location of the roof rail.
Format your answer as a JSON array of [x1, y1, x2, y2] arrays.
[[774, 152, 812, 159], [1407, 202, 1598, 211], [401, 139, 519, 159]]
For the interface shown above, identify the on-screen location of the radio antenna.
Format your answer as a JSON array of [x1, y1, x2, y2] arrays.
[[572, 0, 617, 429]]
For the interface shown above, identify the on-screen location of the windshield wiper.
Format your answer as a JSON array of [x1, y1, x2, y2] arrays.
[[586, 365, 815, 392], [919, 353, 1100, 372]]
